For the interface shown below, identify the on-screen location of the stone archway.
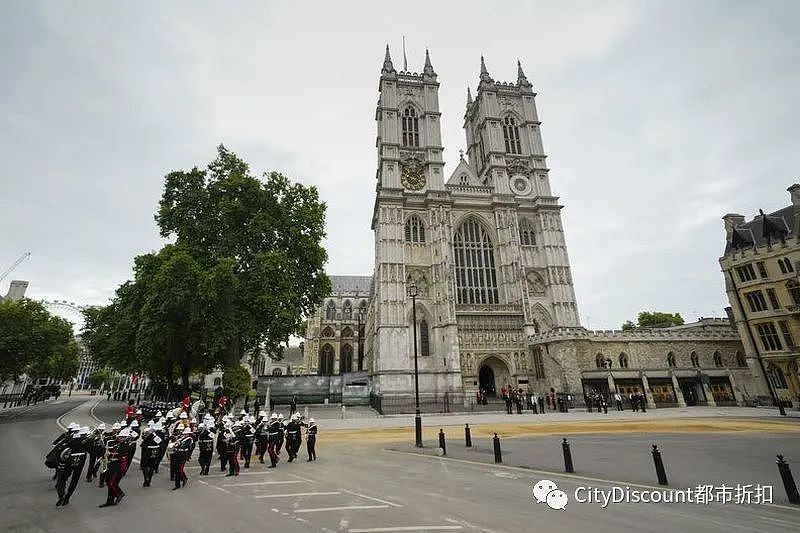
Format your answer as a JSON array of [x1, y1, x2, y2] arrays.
[[477, 356, 511, 397]]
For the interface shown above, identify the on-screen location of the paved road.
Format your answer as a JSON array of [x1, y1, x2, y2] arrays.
[[1, 399, 798, 532]]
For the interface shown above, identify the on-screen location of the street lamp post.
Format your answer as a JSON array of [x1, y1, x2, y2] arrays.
[[407, 282, 423, 447], [357, 309, 365, 371]]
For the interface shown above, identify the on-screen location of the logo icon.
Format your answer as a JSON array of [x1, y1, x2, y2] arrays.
[[533, 479, 568, 510]]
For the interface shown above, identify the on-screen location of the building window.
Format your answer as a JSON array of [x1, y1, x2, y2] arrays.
[[767, 364, 787, 389], [713, 351, 724, 368], [340, 344, 353, 373], [453, 218, 499, 305], [272, 368, 283, 376], [744, 290, 768, 312], [766, 288, 781, 309], [459, 175, 469, 185], [781, 258, 795, 273], [343, 300, 352, 319], [402, 106, 419, 147], [322, 326, 335, 338], [779, 320, 794, 349], [667, 352, 677, 367], [619, 352, 629, 369], [787, 280, 800, 305], [420, 319, 430, 356], [325, 300, 336, 320], [595, 353, 605, 369], [405, 215, 426, 243], [756, 322, 783, 351], [533, 348, 546, 379], [341, 326, 353, 338], [319, 344, 335, 375], [213, 377, 222, 387], [735, 351, 747, 367], [756, 262, 768, 278], [502, 116, 522, 154], [690, 352, 700, 368], [735, 264, 757, 282], [519, 217, 536, 245]]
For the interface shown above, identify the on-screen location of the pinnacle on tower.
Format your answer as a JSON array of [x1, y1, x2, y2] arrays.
[[381, 45, 396, 75], [517, 59, 532, 88], [466, 86, 473, 105], [479, 55, 494, 84], [423, 48, 436, 77]]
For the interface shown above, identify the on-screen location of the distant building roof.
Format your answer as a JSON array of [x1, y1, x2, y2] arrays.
[[329, 275, 372, 295], [725, 205, 794, 254], [665, 318, 733, 331]]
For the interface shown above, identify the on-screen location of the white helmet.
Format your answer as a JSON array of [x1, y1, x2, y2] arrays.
[[154, 422, 163, 431], [309, 418, 315, 424], [278, 414, 284, 420], [179, 412, 188, 419], [130, 420, 139, 427], [166, 412, 175, 419], [182, 426, 192, 435], [135, 409, 142, 415], [119, 420, 127, 427], [97, 423, 106, 431], [190, 417, 197, 424], [155, 411, 163, 417], [259, 411, 267, 418], [118, 428, 131, 438], [112, 422, 121, 430], [270, 413, 278, 419], [67, 422, 78, 430], [240, 409, 246, 415]]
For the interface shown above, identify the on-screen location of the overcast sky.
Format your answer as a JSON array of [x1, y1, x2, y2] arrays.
[[2, 1, 799, 331]]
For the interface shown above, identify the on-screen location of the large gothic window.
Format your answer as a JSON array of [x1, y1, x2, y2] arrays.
[[402, 106, 420, 147], [420, 319, 430, 356], [343, 300, 352, 319], [325, 300, 336, 320], [340, 344, 353, 373], [453, 218, 499, 305], [519, 217, 536, 245], [405, 215, 426, 243], [667, 352, 677, 368], [503, 116, 522, 155], [321, 326, 335, 338], [319, 344, 334, 376]]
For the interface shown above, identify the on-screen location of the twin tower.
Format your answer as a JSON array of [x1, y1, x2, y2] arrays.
[[366, 46, 580, 401]]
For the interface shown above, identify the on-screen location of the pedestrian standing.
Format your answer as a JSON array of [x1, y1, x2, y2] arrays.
[[614, 392, 623, 411], [306, 418, 317, 461]]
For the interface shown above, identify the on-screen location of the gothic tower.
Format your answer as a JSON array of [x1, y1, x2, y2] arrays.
[[370, 46, 463, 398]]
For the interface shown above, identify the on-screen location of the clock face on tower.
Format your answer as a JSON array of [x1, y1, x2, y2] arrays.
[[401, 158, 426, 190]]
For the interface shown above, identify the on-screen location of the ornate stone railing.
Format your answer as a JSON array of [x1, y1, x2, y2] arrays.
[[528, 326, 741, 344]]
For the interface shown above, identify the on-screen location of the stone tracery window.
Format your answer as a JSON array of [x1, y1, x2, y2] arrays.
[[319, 344, 334, 376], [519, 217, 536, 245], [325, 300, 336, 320], [402, 106, 419, 147], [340, 344, 353, 373], [595, 353, 605, 369], [343, 300, 352, 319], [341, 326, 353, 338], [503, 115, 522, 154], [405, 215, 426, 243], [420, 319, 430, 356], [322, 326, 335, 338], [453, 218, 499, 305]]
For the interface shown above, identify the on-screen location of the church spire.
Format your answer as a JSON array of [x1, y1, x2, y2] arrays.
[[423, 48, 435, 76], [466, 86, 473, 105], [517, 59, 532, 89], [381, 45, 396, 75], [479, 55, 494, 87]]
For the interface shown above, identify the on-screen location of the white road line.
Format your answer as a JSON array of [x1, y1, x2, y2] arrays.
[[295, 504, 390, 513], [198, 480, 233, 495], [286, 472, 317, 483], [222, 480, 303, 487], [203, 471, 274, 478], [349, 527, 463, 533], [760, 516, 800, 527], [340, 488, 403, 508], [254, 491, 341, 499]]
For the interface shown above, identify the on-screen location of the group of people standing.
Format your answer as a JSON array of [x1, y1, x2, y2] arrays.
[[585, 390, 648, 413], [45, 402, 319, 509]]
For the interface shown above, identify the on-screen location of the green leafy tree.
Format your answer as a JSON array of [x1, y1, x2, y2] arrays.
[[156, 145, 331, 366], [89, 369, 112, 389], [622, 311, 685, 330], [0, 299, 76, 382], [222, 365, 251, 401]]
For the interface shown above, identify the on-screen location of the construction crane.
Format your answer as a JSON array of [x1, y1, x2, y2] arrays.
[[0, 252, 31, 284]]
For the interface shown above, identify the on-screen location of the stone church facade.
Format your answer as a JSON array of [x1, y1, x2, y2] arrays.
[[364, 48, 580, 403], [297, 48, 769, 410]]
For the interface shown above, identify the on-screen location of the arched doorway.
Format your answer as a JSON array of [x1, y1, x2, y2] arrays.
[[479, 366, 496, 396], [477, 356, 511, 397], [319, 344, 334, 376]]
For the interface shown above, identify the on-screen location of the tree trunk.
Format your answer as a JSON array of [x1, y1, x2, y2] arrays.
[[227, 336, 241, 367], [180, 362, 190, 395]]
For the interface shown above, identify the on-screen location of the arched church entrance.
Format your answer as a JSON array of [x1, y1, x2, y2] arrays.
[[478, 356, 511, 397]]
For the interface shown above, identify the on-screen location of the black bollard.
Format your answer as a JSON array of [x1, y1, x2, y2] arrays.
[[465, 424, 472, 448], [439, 429, 446, 455], [493, 433, 502, 463], [562, 438, 574, 473], [651, 444, 668, 485], [777, 454, 800, 504]]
